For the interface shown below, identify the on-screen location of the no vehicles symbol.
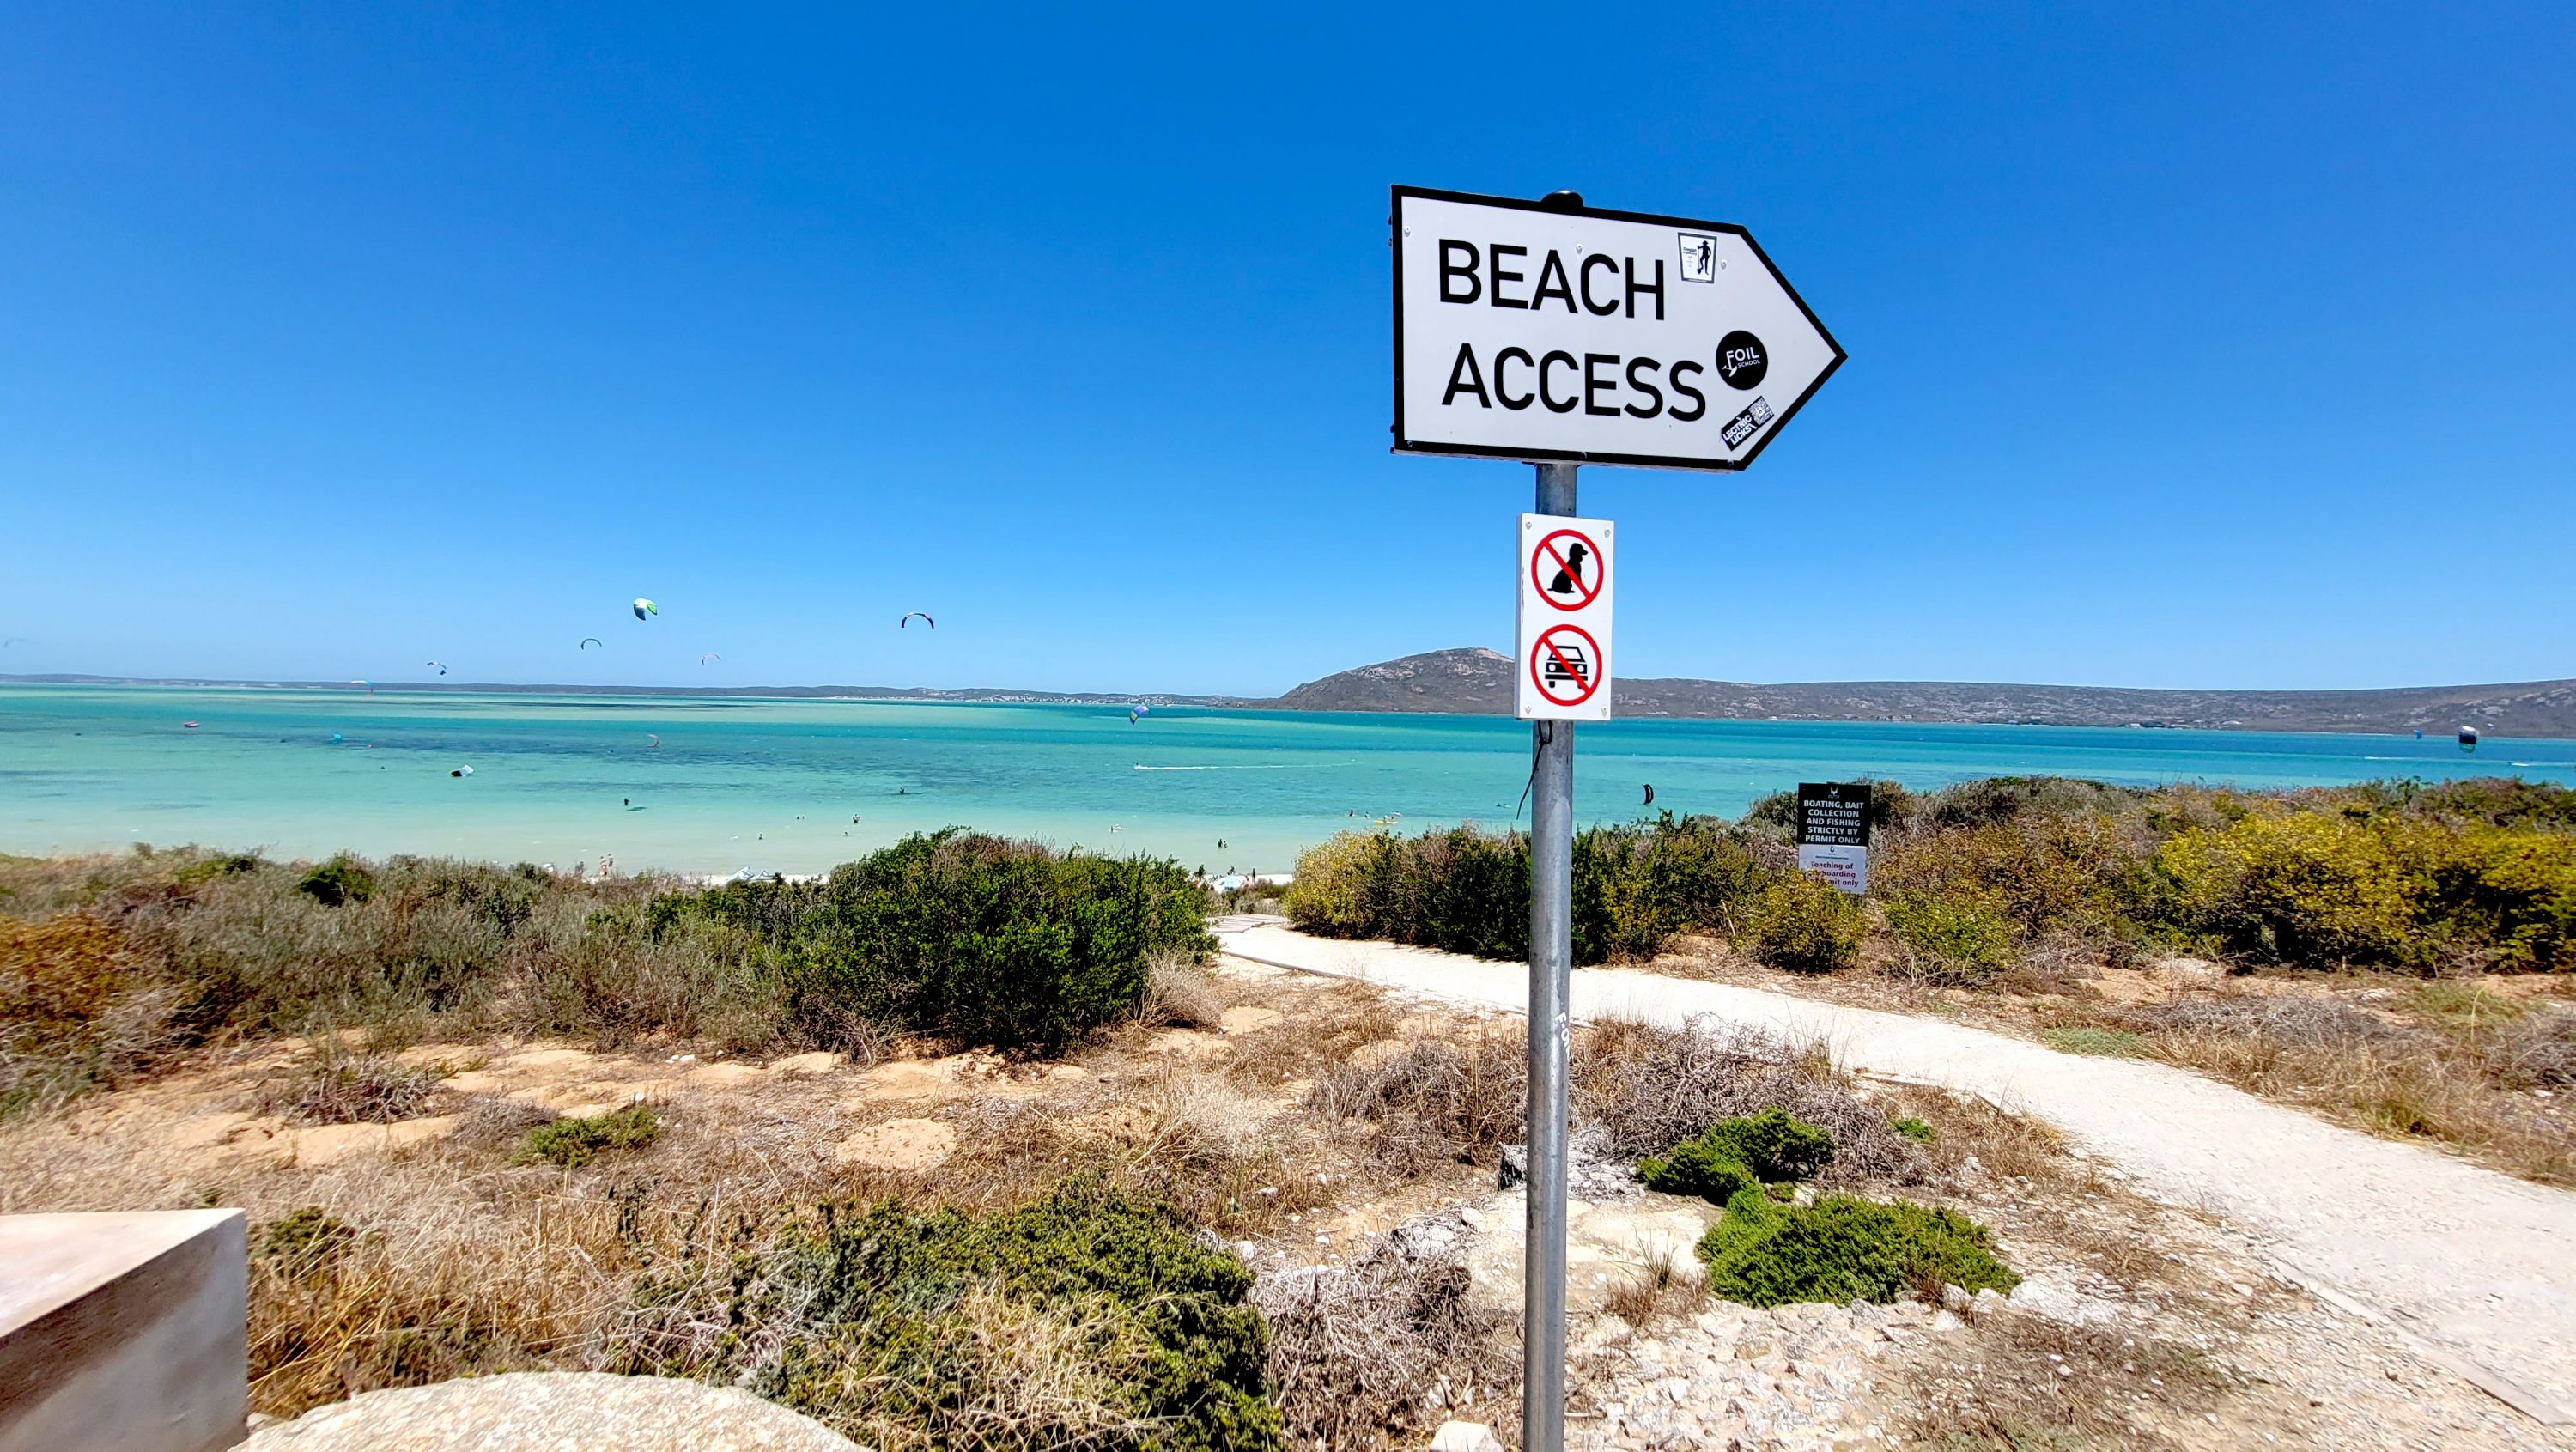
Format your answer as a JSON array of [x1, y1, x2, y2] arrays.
[[1530, 528, 1604, 611], [1529, 624, 1602, 707]]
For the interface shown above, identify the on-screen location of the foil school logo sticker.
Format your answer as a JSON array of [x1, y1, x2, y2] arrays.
[[1716, 331, 1767, 390], [1393, 186, 1843, 471]]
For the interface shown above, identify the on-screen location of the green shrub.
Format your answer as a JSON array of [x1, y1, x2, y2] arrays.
[[2040, 1027, 2146, 1058], [255, 1206, 355, 1273], [1696, 1187, 2019, 1307], [1639, 1109, 1835, 1201], [1286, 817, 1773, 967], [627, 1177, 1281, 1452], [1891, 1116, 1936, 1145], [653, 831, 1213, 1053], [1882, 890, 2020, 982], [1743, 872, 1866, 974], [296, 856, 377, 908], [513, 1102, 659, 1167]]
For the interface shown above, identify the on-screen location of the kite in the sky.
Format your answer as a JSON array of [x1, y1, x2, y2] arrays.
[[646, 733, 660, 750], [699, 653, 721, 665], [1643, 783, 1656, 807], [426, 661, 447, 676], [1128, 704, 1151, 725], [900, 612, 935, 629], [633, 598, 659, 621], [349, 679, 374, 696], [580, 637, 604, 651], [2459, 725, 2480, 753]]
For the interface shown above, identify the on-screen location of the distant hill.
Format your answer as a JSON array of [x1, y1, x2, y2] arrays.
[[1268, 649, 2576, 738], [15, 657, 2576, 736]]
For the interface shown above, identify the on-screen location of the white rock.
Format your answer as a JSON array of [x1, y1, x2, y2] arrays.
[[1427, 1421, 1506, 1452]]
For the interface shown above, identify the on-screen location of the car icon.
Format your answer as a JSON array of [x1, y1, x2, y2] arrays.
[[1541, 642, 1590, 685]]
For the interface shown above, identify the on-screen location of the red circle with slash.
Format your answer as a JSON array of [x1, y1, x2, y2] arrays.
[[1529, 528, 1605, 612], [1528, 624, 1603, 706]]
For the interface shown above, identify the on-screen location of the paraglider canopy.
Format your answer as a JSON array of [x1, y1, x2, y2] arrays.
[[900, 612, 935, 629], [633, 598, 659, 621]]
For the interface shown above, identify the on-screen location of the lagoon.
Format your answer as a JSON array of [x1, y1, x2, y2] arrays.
[[4, 684, 2571, 878]]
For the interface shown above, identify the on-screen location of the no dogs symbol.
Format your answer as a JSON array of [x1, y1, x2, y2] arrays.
[[1529, 624, 1603, 707], [1529, 528, 1605, 612]]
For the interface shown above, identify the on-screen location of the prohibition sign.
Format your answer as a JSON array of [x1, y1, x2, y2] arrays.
[[1529, 624, 1604, 708], [1530, 528, 1605, 612]]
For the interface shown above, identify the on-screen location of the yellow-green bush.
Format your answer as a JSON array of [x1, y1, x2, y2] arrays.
[[2407, 825, 2576, 972], [2145, 810, 2422, 969], [1882, 890, 2018, 983], [1742, 872, 1867, 974]]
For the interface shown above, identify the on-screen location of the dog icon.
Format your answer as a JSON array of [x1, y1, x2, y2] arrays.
[[1547, 541, 1591, 598]]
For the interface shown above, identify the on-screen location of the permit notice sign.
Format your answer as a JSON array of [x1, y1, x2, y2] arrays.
[[1794, 782, 1873, 895], [1393, 186, 1844, 471], [1516, 513, 1613, 721]]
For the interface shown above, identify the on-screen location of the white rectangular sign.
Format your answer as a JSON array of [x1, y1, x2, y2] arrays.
[[1796, 843, 1868, 895], [1516, 513, 1613, 721], [1394, 186, 1844, 471]]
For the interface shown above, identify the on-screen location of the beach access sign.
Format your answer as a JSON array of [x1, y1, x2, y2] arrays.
[[1794, 782, 1872, 894], [1517, 513, 1614, 720], [1392, 186, 1845, 471]]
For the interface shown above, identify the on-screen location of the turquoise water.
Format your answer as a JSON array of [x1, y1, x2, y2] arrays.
[[4, 684, 2572, 878]]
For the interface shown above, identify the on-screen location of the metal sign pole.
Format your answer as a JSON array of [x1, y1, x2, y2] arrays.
[[1524, 458, 1577, 1452]]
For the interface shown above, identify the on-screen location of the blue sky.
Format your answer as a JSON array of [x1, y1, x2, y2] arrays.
[[2, 3, 2569, 696]]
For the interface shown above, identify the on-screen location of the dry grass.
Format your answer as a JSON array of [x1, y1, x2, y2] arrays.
[[1571, 1017, 1929, 1184], [1135, 947, 1226, 1029], [2050, 988, 2576, 1187], [252, 1050, 442, 1126], [1893, 1305, 2228, 1451], [1253, 1228, 1518, 1452], [1601, 1234, 1707, 1329], [1309, 1027, 1527, 1176]]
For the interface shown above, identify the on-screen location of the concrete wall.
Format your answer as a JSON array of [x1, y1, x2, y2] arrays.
[[0, 1210, 247, 1452]]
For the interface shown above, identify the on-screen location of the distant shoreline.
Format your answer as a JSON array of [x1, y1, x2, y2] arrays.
[[9, 654, 2576, 738]]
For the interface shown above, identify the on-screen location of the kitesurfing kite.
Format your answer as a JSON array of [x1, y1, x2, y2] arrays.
[[0, 637, 26, 647], [580, 637, 604, 651], [645, 733, 660, 750], [426, 661, 447, 676], [2459, 725, 2480, 753], [699, 653, 721, 665], [349, 679, 374, 696], [633, 598, 659, 621], [1643, 783, 1656, 807], [451, 765, 474, 777], [899, 612, 935, 629], [1128, 704, 1151, 725]]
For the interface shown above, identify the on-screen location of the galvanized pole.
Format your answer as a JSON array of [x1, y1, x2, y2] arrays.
[[1524, 458, 1577, 1452]]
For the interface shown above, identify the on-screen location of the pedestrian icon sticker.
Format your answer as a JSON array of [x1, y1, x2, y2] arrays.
[[1678, 232, 1719, 283], [1529, 624, 1603, 708], [1530, 527, 1605, 611]]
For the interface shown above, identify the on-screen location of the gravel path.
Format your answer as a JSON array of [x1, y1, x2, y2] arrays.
[[1214, 920, 2576, 1425]]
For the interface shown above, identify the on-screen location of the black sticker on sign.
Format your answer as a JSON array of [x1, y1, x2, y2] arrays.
[[1795, 782, 1874, 847], [1720, 396, 1774, 448], [1717, 331, 1768, 390]]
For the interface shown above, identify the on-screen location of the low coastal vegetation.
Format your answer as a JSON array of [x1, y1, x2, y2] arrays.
[[0, 829, 1211, 1117], [1289, 774, 2576, 976], [1290, 775, 2576, 1183]]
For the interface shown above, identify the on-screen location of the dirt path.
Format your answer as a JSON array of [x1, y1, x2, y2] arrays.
[[1215, 920, 2576, 1425]]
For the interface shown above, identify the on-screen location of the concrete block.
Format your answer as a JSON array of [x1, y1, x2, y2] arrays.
[[0, 1210, 247, 1452]]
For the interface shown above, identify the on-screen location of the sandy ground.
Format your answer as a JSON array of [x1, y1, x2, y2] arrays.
[[1216, 920, 2576, 1425]]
